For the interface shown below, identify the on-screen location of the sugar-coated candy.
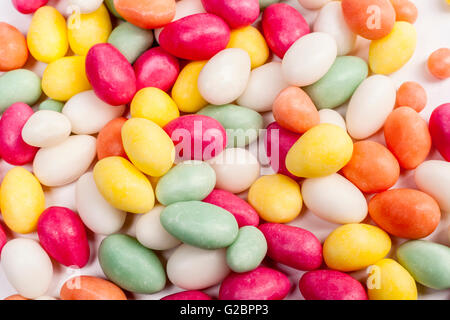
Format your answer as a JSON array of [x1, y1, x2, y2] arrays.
[[161, 291, 212, 301], [114, 0, 176, 29], [429, 103, 450, 161], [12, 0, 48, 14], [0, 22, 28, 71], [0, 70, 42, 113], [60, 276, 127, 300], [415, 160, 450, 213]]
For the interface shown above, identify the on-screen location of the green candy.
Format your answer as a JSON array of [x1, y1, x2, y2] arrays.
[[105, 0, 123, 19], [197, 104, 263, 148], [161, 201, 239, 249], [226, 226, 267, 273], [39, 99, 64, 112], [0, 69, 42, 113], [99, 234, 166, 294], [304, 56, 368, 110], [397, 240, 450, 290], [155, 161, 216, 205], [259, 0, 280, 9], [108, 22, 154, 64]]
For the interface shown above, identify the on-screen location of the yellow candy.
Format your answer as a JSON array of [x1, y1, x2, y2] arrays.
[[369, 21, 417, 75], [93, 157, 155, 214], [122, 118, 175, 177], [171, 61, 208, 113], [42, 56, 92, 101], [248, 174, 302, 223], [367, 259, 417, 300], [286, 124, 353, 178], [323, 224, 391, 272], [27, 6, 68, 63], [0, 167, 45, 234], [227, 26, 269, 69], [68, 4, 112, 56], [130, 88, 179, 127]]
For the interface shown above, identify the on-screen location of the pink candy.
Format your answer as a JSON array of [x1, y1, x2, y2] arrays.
[[12, 0, 48, 14], [37, 206, 90, 268], [201, 0, 260, 29], [429, 103, 450, 161], [161, 290, 212, 300], [0, 224, 6, 256], [0, 102, 38, 165]]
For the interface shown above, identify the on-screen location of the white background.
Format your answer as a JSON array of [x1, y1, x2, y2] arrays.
[[0, 0, 449, 300]]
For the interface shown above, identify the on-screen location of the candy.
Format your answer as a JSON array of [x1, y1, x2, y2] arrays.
[[304, 56, 368, 110], [27, 6, 67, 63], [105, 0, 122, 18], [62, 90, 125, 135], [297, 0, 330, 9], [60, 276, 127, 300], [0, 239, 52, 299], [369, 22, 417, 74], [85, 43, 136, 106], [0, 22, 28, 71], [390, 0, 418, 23], [167, 244, 230, 290], [384, 107, 431, 169], [0, 225, 6, 255], [323, 224, 391, 272], [159, 13, 230, 60], [226, 226, 267, 273], [156, 161, 215, 205], [427, 48, 450, 79], [0, 69, 41, 113], [108, 22, 154, 64], [99, 234, 166, 294], [259, 223, 322, 270], [96, 117, 128, 160], [0, 103, 38, 165], [219, 266, 290, 300], [0, 167, 44, 234], [37, 206, 89, 268], [93, 157, 155, 214], [161, 291, 212, 300], [44, 182, 77, 212], [395, 81, 427, 112], [272, 86, 320, 134], [299, 270, 368, 300], [285, 124, 353, 178], [70, 0, 104, 14], [33, 135, 97, 187], [130, 88, 179, 127], [397, 240, 450, 290], [114, 0, 176, 29], [318, 109, 346, 129], [346, 75, 396, 140], [429, 103, 450, 161], [202, 0, 259, 29], [198, 48, 251, 105], [367, 259, 417, 300], [12, 0, 48, 14], [197, 104, 263, 147], [302, 173, 368, 224], [39, 100, 64, 112], [248, 174, 302, 223], [4, 295, 28, 300], [368, 189, 440, 239], [262, 3, 310, 58], [227, 26, 269, 69], [22, 110, 72, 148], [342, 141, 400, 193], [415, 161, 450, 213], [76, 172, 126, 235]]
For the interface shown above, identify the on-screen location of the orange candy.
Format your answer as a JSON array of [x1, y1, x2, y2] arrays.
[[390, 0, 418, 24], [342, 141, 400, 194], [97, 117, 128, 160], [60, 275, 127, 300], [114, 0, 176, 29], [384, 107, 431, 170], [369, 189, 441, 239], [0, 22, 28, 72], [4, 294, 28, 300], [272, 86, 319, 134], [427, 48, 450, 79], [395, 81, 427, 112]]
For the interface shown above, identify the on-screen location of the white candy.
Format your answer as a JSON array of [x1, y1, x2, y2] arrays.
[[297, 0, 330, 10], [76, 172, 126, 235], [63, 90, 125, 135], [415, 160, 450, 213], [69, 0, 104, 13], [208, 148, 260, 194], [318, 109, 346, 130], [136, 205, 181, 251], [313, 1, 356, 56], [33, 135, 97, 187], [167, 244, 230, 290], [282, 32, 337, 87], [1, 239, 53, 299], [346, 75, 396, 140], [237, 62, 290, 112], [302, 173, 368, 224], [21, 110, 71, 148], [198, 48, 251, 106], [45, 181, 77, 212]]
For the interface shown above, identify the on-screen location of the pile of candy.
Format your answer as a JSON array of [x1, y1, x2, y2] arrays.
[[0, 0, 449, 301]]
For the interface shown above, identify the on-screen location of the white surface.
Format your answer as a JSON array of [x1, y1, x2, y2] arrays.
[[0, 0, 450, 300]]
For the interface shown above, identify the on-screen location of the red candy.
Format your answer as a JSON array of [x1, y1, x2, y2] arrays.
[[133, 47, 180, 92], [219, 266, 291, 300], [161, 290, 212, 300], [37, 206, 90, 268], [262, 3, 310, 58], [0, 224, 7, 255], [201, 0, 260, 29], [429, 103, 450, 161], [12, 0, 48, 14], [159, 13, 230, 60], [0, 102, 38, 165], [85, 43, 136, 106]]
